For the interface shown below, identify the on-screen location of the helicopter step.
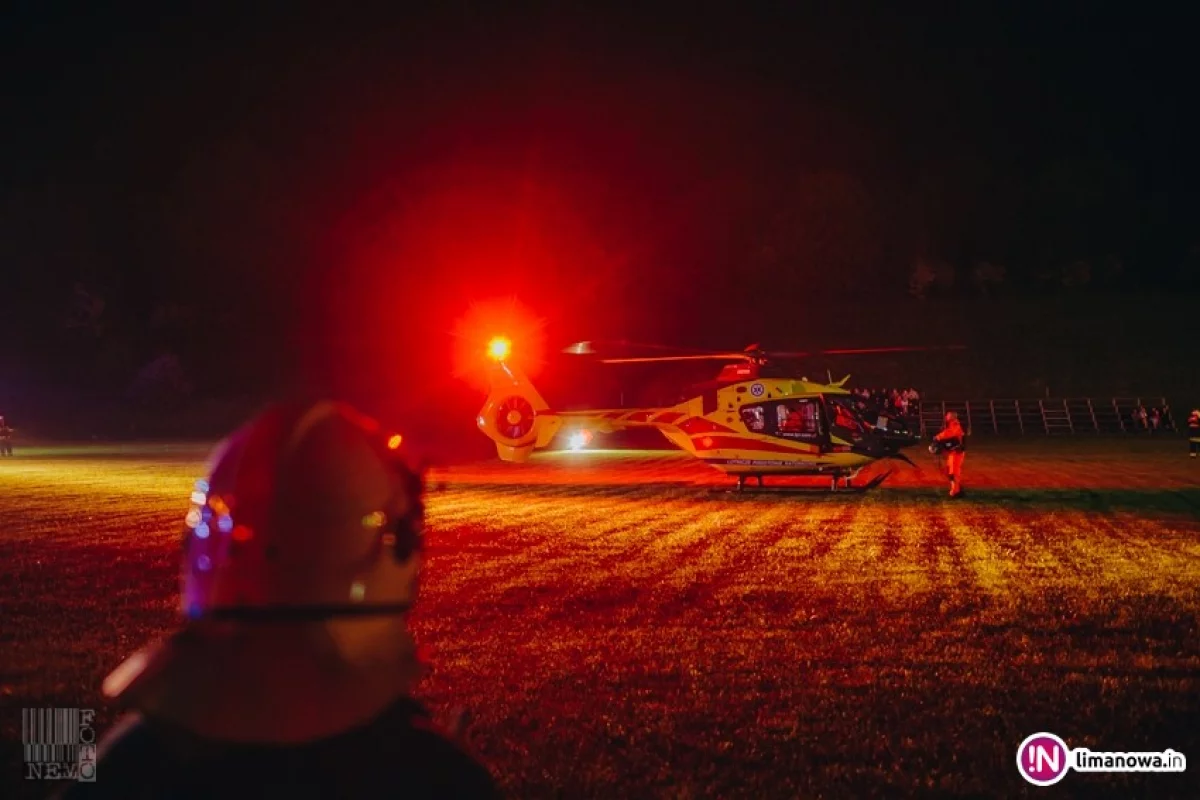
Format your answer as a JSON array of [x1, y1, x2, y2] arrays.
[[724, 470, 890, 495]]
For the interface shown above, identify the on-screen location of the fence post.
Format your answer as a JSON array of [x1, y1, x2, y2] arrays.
[[990, 400, 998, 434], [1016, 399, 1024, 435]]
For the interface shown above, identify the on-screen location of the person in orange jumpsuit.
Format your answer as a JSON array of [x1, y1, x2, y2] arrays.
[[930, 411, 966, 497], [1188, 409, 1200, 458]]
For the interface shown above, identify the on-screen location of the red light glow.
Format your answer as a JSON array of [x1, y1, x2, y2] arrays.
[[387, 434, 403, 449], [488, 336, 512, 362], [452, 297, 547, 391]]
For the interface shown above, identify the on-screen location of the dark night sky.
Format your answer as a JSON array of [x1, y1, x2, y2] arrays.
[[2, 3, 1198, 420]]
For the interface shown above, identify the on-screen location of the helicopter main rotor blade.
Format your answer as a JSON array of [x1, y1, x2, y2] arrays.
[[564, 340, 728, 356], [741, 345, 967, 359], [756, 350, 811, 359], [599, 353, 752, 364], [818, 345, 967, 356]]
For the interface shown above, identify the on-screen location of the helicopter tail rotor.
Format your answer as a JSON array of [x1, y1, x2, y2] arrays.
[[478, 341, 562, 461]]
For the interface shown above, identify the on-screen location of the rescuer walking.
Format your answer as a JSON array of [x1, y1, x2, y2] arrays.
[[1188, 408, 1200, 458], [930, 410, 966, 497]]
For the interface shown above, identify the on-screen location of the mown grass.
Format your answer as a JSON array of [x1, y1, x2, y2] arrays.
[[2, 439, 1198, 798]]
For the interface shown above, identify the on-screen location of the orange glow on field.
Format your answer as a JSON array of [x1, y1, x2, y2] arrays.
[[3, 440, 1200, 796]]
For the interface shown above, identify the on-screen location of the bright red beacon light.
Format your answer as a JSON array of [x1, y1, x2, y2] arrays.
[[487, 336, 512, 362]]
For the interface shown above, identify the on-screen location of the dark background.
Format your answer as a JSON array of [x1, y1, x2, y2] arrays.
[[2, 2, 1197, 451]]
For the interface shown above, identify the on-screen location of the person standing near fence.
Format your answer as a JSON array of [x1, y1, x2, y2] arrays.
[[0, 416, 13, 456], [1188, 409, 1200, 458]]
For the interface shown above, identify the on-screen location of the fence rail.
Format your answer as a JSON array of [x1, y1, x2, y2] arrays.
[[916, 397, 1174, 436]]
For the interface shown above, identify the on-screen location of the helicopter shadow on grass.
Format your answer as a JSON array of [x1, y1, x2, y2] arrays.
[[440, 479, 1200, 517], [436, 479, 704, 504]]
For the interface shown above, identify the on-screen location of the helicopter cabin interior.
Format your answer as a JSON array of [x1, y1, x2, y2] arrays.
[[738, 395, 869, 449]]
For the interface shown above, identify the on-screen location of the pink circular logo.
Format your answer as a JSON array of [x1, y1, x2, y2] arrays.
[[1017, 732, 1071, 786]]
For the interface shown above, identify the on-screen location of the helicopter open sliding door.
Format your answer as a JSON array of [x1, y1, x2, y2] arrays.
[[823, 394, 870, 448], [739, 397, 829, 449]]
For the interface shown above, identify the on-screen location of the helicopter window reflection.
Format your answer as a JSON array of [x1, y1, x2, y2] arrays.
[[741, 406, 766, 432]]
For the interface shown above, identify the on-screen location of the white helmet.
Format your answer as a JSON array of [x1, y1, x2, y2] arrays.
[[103, 401, 427, 743]]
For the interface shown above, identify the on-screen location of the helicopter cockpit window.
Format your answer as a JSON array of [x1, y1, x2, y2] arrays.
[[741, 405, 766, 432]]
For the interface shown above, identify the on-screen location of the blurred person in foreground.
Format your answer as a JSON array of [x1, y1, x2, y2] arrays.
[[61, 400, 498, 798]]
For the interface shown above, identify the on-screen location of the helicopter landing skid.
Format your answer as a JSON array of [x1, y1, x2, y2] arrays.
[[724, 470, 891, 495]]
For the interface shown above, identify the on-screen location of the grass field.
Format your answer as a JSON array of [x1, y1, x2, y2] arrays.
[[2, 439, 1199, 798]]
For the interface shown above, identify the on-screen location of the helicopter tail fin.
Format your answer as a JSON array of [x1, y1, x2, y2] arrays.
[[477, 359, 562, 462]]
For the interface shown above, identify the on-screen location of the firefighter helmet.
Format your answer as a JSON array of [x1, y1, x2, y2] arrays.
[[177, 400, 423, 619], [101, 401, 428, 743], [945, 411, 958, 423]]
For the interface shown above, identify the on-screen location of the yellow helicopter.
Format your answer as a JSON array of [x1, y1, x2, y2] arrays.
[[476, 337, 954, 491]]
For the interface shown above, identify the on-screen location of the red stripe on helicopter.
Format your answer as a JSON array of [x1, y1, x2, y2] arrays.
[[678, 417, 735, 435], [693, 436, 819, 454], [625, 411, 653, 422], [651, 411, 684, 424]]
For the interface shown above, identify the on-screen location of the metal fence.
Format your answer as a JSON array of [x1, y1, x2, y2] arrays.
[[916, 397, 1176, 436]]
